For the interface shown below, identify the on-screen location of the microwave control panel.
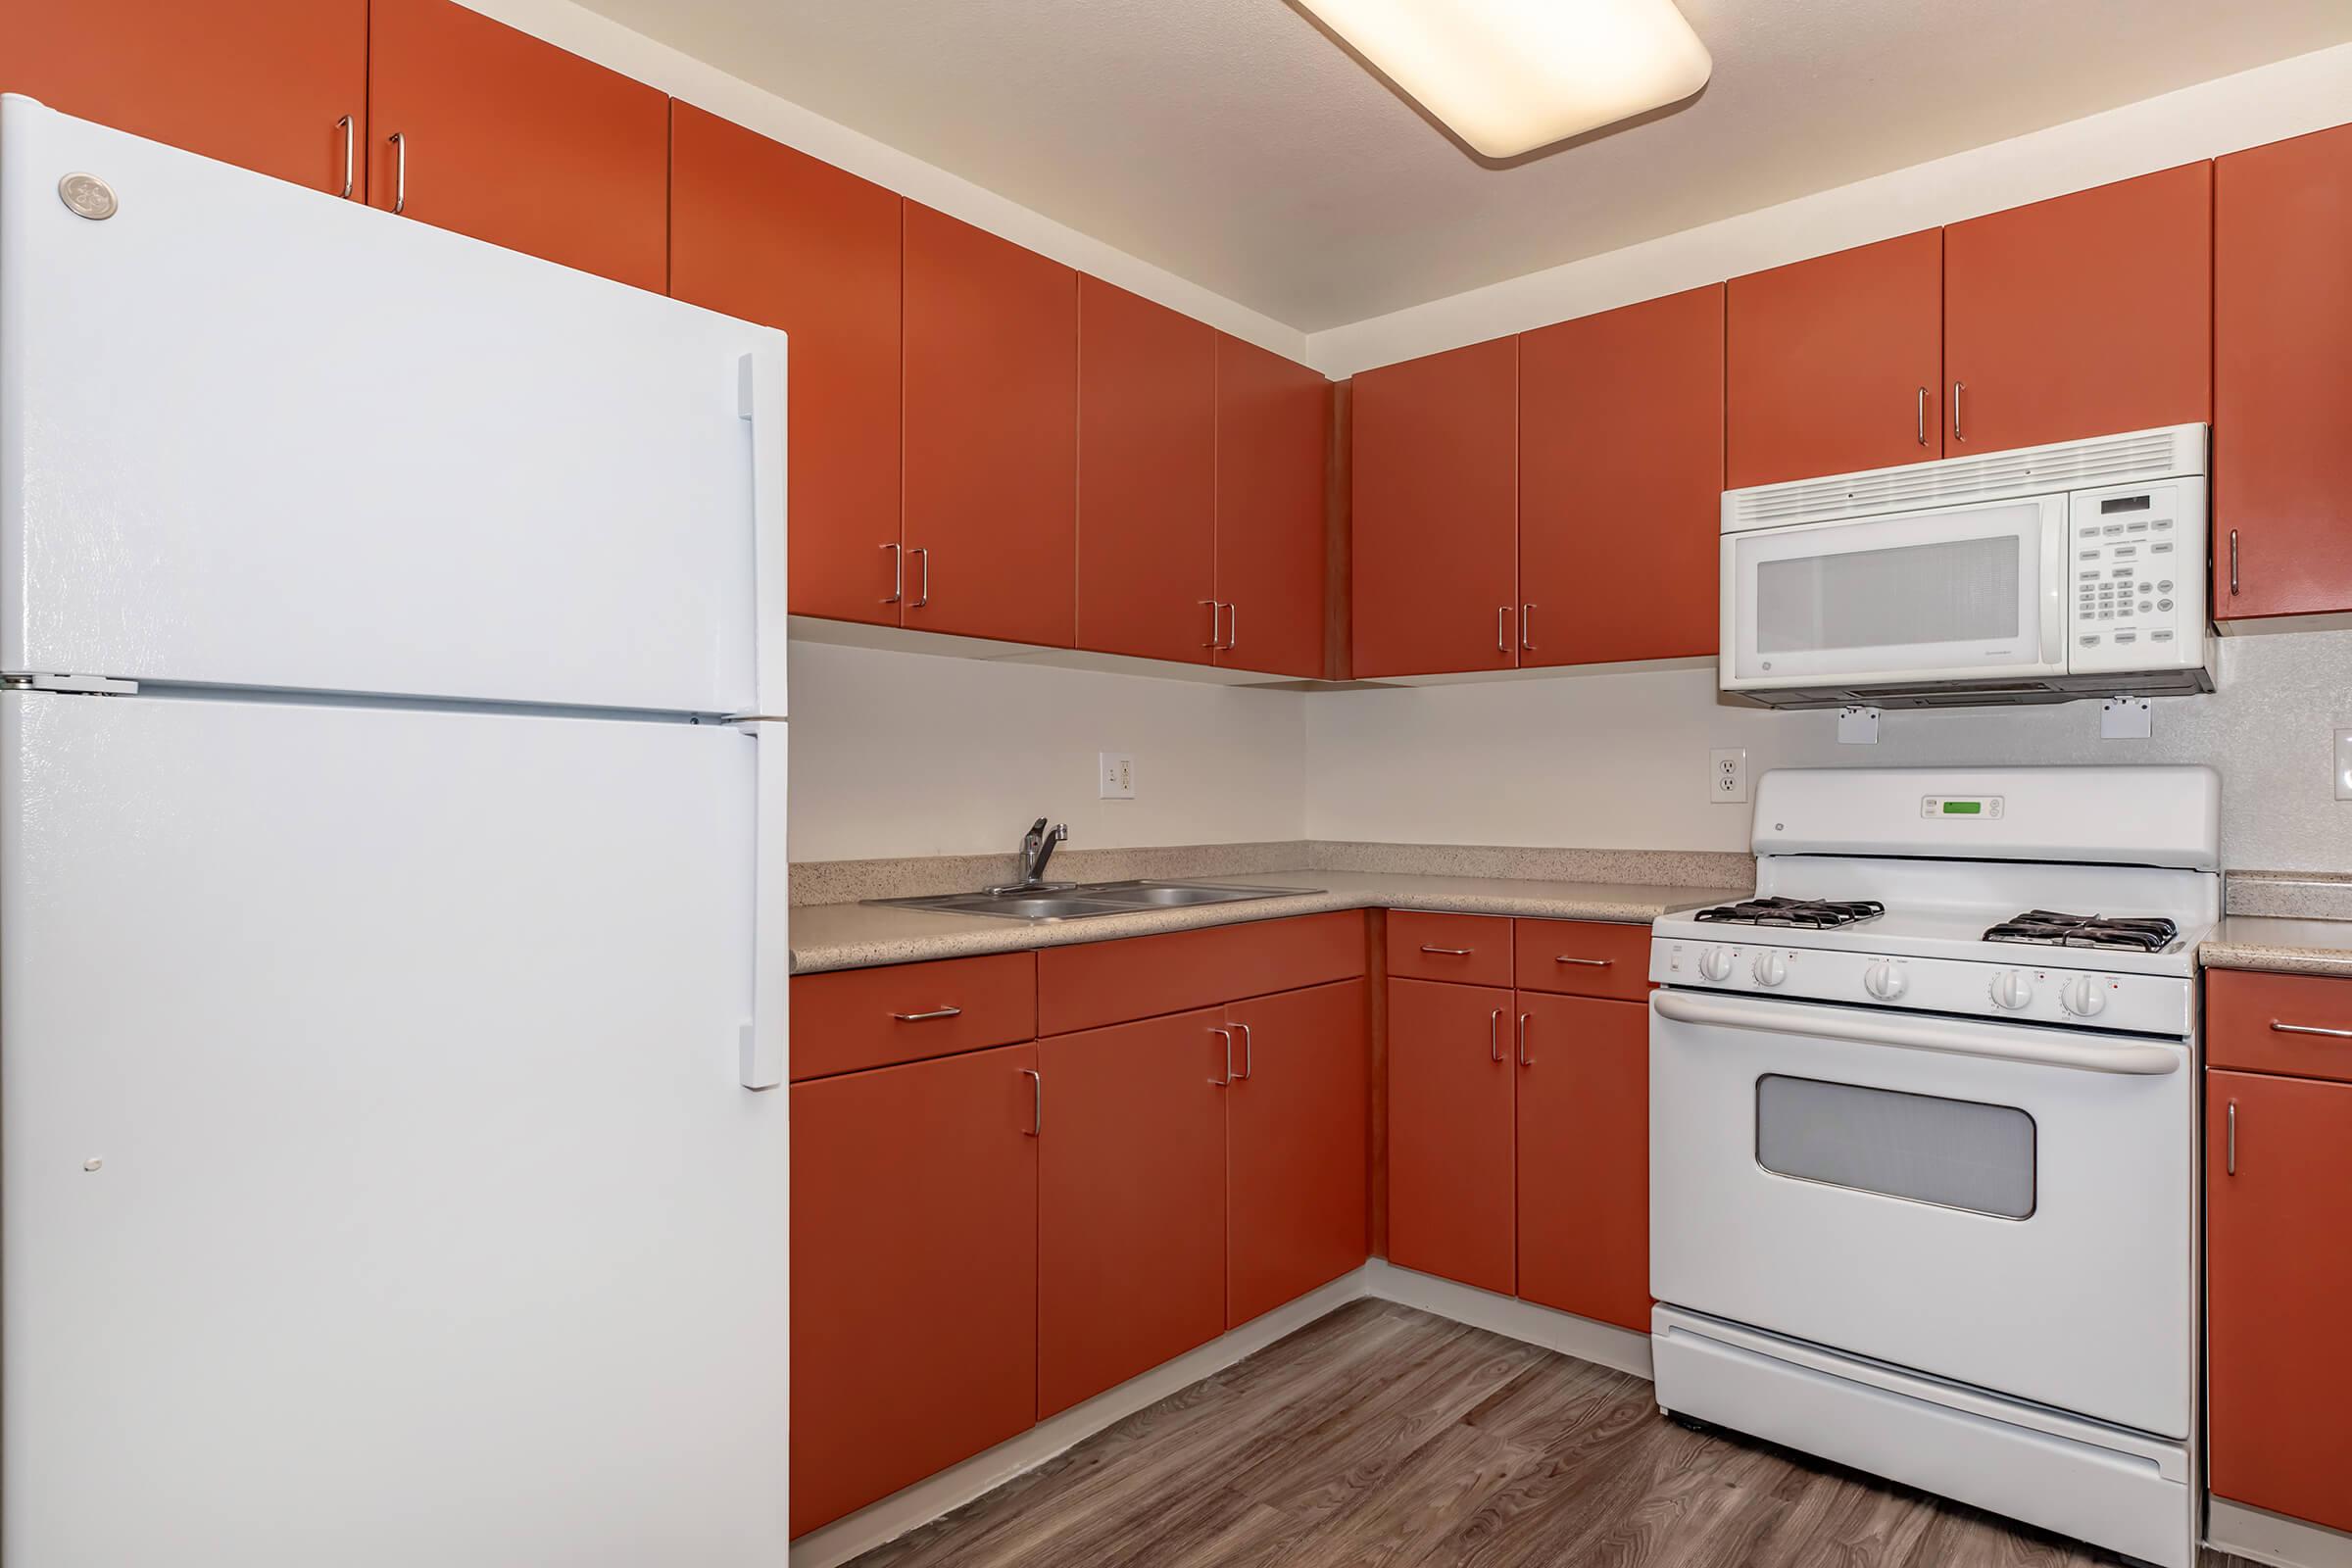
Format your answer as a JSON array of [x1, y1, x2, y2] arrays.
[[2067, 478, 2206, 673]]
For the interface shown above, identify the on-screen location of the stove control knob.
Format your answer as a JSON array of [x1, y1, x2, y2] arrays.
[[1696, 947, 1735, 983], [1751, 952, 1788, 988], [1988, 970, 2035, 1010], [1863, 961, 1907, 1002], [2060, 975, 2109, 1017]]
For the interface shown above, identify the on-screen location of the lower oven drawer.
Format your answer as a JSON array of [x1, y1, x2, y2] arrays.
[[1647, 989, 2191, 1438]]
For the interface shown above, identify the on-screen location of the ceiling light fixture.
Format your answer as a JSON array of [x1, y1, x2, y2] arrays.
[[1297, 0, 1712, 159]]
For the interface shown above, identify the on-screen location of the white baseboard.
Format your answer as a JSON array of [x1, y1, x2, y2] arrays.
[[786, 1262, 1652, 1568], [2209, 1498, 2352, 1568]]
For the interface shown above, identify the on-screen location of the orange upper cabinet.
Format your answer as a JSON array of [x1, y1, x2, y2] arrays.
[[1077, 277, 1216, 662], [2215, 122, 2352, 623], [368, 0, 669, 290], [1351, 337, 1520, 677], [669, 105, 904, 626], [1726, 230, 1943, 488], [1943, 163, 2211, 457], [1520, 285, 1724, 667], [0, 0, 367, 197], [1215, 336, 1331, 679], [903, 203, 1080, 648]]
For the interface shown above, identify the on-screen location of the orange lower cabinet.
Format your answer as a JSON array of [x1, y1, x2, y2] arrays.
[[1385, 977, 1517, 1294], [2207, 1068, 2352, 1534], [1513, 994, 1650, 1331], [1038, 1008, 1230, 1417], [789, 1044, 1040, 1538], [1225, 981, 1370, 1326]]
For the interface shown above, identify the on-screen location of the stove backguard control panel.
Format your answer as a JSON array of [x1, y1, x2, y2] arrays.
[[2067, 478, 2206, 674]]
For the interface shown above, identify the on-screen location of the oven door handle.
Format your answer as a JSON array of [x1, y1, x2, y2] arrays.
[[1651, 991, 2181, 1076]]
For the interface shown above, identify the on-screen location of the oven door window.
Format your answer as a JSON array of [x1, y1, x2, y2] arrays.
[[1728, 497, 2065, 685], [1755, 1074, 2036, 1220]]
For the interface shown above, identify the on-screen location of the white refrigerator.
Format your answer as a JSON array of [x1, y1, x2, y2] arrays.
[[0, 97, 792, 1562]]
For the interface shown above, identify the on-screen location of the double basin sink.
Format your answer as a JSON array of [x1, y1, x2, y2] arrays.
[[870, 879, 1318, 923]]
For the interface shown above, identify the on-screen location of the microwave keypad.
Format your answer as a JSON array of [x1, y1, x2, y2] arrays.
[[2074, 510, 2185, 652]]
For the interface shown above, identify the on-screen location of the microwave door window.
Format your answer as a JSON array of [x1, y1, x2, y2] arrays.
[[1755, 536, 2021, 656]]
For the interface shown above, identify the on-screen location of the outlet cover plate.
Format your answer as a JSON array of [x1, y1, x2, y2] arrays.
[[1709, 747, 1748, 805], [1100, 752, 1136, 800]]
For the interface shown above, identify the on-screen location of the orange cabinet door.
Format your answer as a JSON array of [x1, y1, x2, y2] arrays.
[[1225, 980, 1369, 1326], [2207, 1069, 2352, 1534], [903, 203, 1079, 648], [2215, 122, 2352, 623], [1513, 994, 1648, 1331], [790, 1045, 1040, 1538], [1726, 230, 1942, 488], [0, 0, 367, 197], [368, 0, 668, 290], [1520, 285, 1724, 666], [1077, 276, 1215, 662], [1943, 163, 2211, 457], [1385, 977, 1516, 1294], [670, 104, 904, 626], [1037, 1008, 1228, 1416], [1215, 335, 1331, 678], [1351, 337, 1519, 677]]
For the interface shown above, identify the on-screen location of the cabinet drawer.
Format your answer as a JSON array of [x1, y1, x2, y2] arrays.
[[1038, 910, 1366, 1036], [1512, 919, 1652, 1001], [791, 953, 1038, 1080], [1386, 911, 1512, 987], [2208, 969, 2352, 1085]]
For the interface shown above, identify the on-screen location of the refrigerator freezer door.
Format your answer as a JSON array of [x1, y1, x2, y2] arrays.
[[0, 97, 784, 716], [0, 692, 787, 1564]]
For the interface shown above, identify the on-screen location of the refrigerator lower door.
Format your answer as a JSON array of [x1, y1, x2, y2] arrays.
[[0, 96, 783, 716], [0, 691, 787, 1565]]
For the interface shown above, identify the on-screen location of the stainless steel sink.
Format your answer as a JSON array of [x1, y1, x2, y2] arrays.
[[868, 879, 1317, 923]]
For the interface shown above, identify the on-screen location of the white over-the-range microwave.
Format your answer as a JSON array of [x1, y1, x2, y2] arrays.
[[1719, 424, 2214, 709]]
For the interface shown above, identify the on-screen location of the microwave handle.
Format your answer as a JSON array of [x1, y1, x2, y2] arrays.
[[1652, 990, 2180, 1075]]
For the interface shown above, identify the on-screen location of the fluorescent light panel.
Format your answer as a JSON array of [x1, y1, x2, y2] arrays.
[[1299, 0, 1712, 158]]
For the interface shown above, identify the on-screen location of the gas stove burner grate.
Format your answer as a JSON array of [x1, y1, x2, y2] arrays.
[[1692, 896, 1886, 930], [1982, 909, 2180, 953]]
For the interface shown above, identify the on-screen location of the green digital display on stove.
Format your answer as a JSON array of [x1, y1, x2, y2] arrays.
[[1942, 801, 1983, 814]]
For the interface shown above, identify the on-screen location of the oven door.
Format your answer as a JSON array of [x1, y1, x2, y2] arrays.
[[1649, 989, 2190, 1438], [1721, 495, 2069, 690]]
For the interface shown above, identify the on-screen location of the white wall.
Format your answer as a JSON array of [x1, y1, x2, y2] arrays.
[[1305, 630, 2352, 873], [786, 642, 1307, 862]]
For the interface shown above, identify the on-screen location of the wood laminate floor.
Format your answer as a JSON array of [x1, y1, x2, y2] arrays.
[[853, 1298, 2255, 1568]]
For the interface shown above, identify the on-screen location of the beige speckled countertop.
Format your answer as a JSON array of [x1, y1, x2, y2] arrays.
[[790, 869, 1749, 974], [2200, 916, 2352, 979]]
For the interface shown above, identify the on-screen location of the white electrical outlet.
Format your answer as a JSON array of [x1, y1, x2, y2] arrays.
[[1100, 752, 1136, 801], [1709, 747, 1748, 804], [2335, 730, 2352, 802]]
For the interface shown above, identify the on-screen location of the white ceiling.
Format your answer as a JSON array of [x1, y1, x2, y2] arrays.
[[578, 0, 2352, 332]]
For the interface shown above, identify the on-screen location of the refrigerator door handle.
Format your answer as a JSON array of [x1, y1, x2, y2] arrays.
[[733, 348, 790, 1092]]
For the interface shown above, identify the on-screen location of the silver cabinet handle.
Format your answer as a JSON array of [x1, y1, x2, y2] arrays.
[[1554, 956, 1613, 967], [1950, 381, 1965, 443], [1200, 600, 1222, 648], [2270, 1020, 2352, 1039], [1222, 601, 1237, 652], [1520, 604, 1536, 652], [2226, 1100, 2236, 1174], [1916, 386, 1928, 446], [1420, 945, 1473, 956], [1233, 1020, 1252, 1080], [336, 114, 355, 199], [388, 130, 407, 214], [890, 1005, 962, 1022], [2230, 530, 2240, 598], [1516, 1011, 1532, 1067], [908, 547, 930, 608], [1021, 1068, 1042, 1137], [1496, 606, 1512, 652], [1489, 1008, 1503, 1063], [1208, 1025, 1234, 1087], [881, 542, 904, 605]]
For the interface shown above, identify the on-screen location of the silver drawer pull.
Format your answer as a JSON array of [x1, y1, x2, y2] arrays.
[[2269, 1020, 2352, 1039], [1554, 956, 1613, 967], [891, 1005, 963, 1022], [1420, 945, 1473, 956]]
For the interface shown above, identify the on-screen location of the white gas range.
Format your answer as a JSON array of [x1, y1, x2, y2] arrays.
[[1647, 765, 2218, 1568]]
